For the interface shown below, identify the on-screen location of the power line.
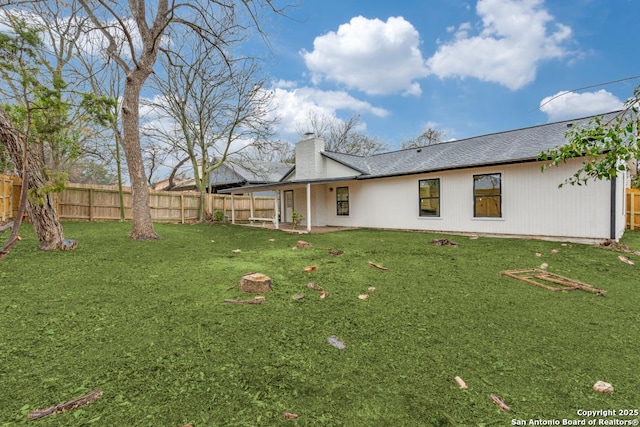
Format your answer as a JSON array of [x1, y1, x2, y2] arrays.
[[536, 75, 640, 111]]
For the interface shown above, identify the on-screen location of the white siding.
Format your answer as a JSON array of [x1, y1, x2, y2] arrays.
[[313, 159, 622, 241], [324, 157, 361, 178]]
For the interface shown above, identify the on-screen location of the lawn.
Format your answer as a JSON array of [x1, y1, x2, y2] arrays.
[[1, 222, 639, 426]]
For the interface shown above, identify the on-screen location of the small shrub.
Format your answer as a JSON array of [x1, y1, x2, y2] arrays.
[[291, 209, 304, 229], [213, 210, 225, 222]]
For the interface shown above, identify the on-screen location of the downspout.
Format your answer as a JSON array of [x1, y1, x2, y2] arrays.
[[610, 176, 617, 240], [306, 183, 312, 233]]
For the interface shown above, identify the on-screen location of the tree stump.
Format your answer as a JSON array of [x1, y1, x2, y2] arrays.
[[240, 273, 273, 293]]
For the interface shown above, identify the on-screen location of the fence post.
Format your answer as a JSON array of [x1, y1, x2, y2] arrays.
[[181, 193, 184, 224], [89, 188, 94, 221]]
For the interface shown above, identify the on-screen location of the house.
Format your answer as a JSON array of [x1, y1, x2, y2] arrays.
[[207, 159, 292, 194], [221, 112, 628, 242], [154, 159, 292, 194]]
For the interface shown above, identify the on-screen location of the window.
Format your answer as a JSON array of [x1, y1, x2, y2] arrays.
[[419, 179, 440, 217], [336, 186, 349, 216], [474, 173, 501, 217]]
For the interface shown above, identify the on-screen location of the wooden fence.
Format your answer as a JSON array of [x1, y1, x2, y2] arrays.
[[0, 174, 275, 223], [1, 174, 23, 221], [627, 188, 640, 231]]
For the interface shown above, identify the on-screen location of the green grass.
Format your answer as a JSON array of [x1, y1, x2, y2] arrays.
[[1, 222, 639, 426]]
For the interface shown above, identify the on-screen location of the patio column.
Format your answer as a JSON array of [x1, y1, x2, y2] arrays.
[[249, 192, 255, 219], [274, 191, 279, 230], [306, 183, 311, 233]]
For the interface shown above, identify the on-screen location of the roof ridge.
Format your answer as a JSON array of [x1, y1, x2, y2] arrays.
[[369, 109, 624, 157]]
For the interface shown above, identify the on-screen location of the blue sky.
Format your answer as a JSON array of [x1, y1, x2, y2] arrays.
[[262, 0, 640, 150]]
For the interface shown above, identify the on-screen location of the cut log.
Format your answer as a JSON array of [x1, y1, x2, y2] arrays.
[[454, 376, 468, 389], [28, 390, 102, 420], [303, 265, 318, 273], [593, 381, 613, 393], [239, 273, 273, 293]]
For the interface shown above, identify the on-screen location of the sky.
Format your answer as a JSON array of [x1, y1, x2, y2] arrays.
[[260, 0, 640, 150]]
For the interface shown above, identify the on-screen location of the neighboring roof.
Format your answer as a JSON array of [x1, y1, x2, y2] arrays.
[[322, 111, 622, 179], [209, 159, 292, 186]]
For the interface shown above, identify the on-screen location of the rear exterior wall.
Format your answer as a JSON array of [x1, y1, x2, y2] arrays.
[[311, 159, 624, 241]]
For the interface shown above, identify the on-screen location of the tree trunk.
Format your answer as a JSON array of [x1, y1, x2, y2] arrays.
[[121, 76, 159, 240], [0, 109, 65, 250]]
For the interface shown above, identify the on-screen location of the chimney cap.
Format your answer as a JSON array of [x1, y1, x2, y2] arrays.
[[303, 132, 315, 138]]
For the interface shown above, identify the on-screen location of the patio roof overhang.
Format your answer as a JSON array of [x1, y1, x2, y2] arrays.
[[217, 175, 361, 194]]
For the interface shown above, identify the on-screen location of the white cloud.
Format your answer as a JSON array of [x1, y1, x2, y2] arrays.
[[271, 83, 389, 138], [539, 90, 624, 121], [301, 16, 428, 96], [427, 0, 572, 90]]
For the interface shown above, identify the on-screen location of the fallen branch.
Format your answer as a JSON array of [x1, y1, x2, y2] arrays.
[[490, 394, 511, 412], [28, 390, 102, 420], [224, 297, 264, 305], [368, 261, 388, 271], [0, 221, 13, 233]]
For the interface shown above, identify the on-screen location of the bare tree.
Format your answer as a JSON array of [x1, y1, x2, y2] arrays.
[[75, 0, 290, 240], [0, 2, 105, 175], [145, 27, 278, 219], [402, 128, 446, 149], [299, 112, 387, 155]]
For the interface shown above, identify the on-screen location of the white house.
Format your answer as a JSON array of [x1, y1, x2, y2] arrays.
[[221, 112, 628, 242]]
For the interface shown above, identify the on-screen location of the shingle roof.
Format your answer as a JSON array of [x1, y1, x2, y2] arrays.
[[210, 159, 292, 185], [322, 111, 621, 179]]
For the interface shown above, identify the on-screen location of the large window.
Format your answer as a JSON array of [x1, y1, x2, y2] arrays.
[[473, 173, 501, 217], [419, 179, 440, 217], [336, 186, 349, 216]]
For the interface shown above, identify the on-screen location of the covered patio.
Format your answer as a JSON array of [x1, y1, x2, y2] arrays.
[[219, 176, 357, 233]]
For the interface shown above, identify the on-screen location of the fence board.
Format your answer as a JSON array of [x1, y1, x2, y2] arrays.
[[627, 188, 640, 231], [0, 174, 22, 221], [1, 175, 11, 221]]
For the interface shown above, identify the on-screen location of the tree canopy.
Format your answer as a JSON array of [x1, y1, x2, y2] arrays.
[[539, 84, 639, 187]]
